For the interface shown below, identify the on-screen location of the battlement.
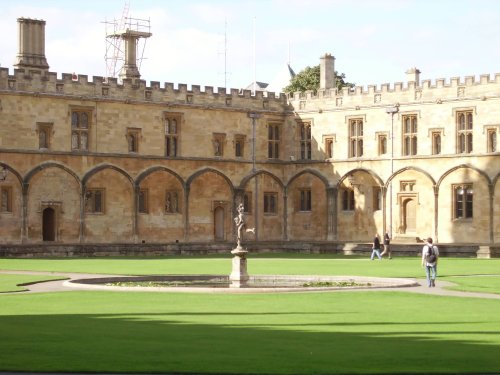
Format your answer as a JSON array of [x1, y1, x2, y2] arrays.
[[0, 67, 289, 111], [289, 71, 500, 108]]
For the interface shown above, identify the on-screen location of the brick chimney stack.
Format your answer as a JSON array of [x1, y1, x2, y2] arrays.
[[320, 53, 336, 89], [107, 28, 152, 80], [14, 18, 49, 72], [406, 67, 421, 86]]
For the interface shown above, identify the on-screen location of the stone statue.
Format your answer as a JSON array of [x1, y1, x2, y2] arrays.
[[234, 203, 255, 249]]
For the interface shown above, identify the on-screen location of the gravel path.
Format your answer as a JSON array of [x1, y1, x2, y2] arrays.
[[1, 270, 499, 299]]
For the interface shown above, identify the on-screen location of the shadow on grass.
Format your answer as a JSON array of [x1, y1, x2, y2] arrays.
[[0, 313, 499, 375]]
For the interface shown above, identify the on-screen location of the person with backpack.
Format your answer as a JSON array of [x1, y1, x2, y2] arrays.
[[421, 237, 439, 287]]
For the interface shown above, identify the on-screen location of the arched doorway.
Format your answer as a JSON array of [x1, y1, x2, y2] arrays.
[[42, 207, 56, 241], [214, 206, 225, 240], [401, 198, 416, 234]]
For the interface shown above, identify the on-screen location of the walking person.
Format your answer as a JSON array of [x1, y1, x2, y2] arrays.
[[422, 237, 439, 287], [380, 231, 391, 259], [371, 234, 382, 260]]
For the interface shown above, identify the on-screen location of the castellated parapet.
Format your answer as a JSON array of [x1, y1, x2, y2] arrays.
[[289, 71, 500, 112], [0, 67, 290, 113]]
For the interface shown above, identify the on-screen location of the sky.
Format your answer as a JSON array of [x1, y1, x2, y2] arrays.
[[0, 0, 499, 91]]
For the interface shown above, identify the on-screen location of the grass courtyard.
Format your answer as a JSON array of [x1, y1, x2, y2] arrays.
[[1, 254, 500, 374]]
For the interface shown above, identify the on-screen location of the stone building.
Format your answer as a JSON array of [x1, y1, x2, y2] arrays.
[[0, 18, 499, 256]]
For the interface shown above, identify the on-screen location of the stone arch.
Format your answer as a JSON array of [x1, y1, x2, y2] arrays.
[[286, 168, 330, 190], [82, 163, 133, 187], [135, 166, 186, 243], [236, 169, 285, 242], [82, 163, 134, 243], [136, 166, 185, 187], [24, 161, 81, 188], [437, 163, 491, 188], [437, 163, 492, 244], [337, 168, 385, 189], [493, 171, 500, 244], [383, 166, 436, 240], [238, 169, 284, 190], [23, 161, 82, 243], [493, 171, 500, 188], [0, 162, 24, 186], [186, 167, 235, 242], [286, 169, 331, 241], [0, 163, 24, 243], [336, 168, 385, 242], [386, 166, 436, 189], [186, 167, 235, 193]]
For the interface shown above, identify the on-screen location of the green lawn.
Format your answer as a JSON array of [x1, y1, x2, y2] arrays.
[[1, 255, 500, 374], [0, 274, 68, 293]]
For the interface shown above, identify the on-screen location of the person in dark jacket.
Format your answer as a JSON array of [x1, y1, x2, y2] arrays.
[[371, 234, 382, 260], [380, 231, 391, 259]]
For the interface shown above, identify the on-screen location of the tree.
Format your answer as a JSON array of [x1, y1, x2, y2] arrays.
[[284, 64, 354, 93]]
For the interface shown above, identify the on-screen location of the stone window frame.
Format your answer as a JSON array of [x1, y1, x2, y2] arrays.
[[165, 190, 181, 214], [267, 122, 281, 159], [402, 114, 418, 156], [212, 133, 227, 157], [70, 106, 93, 152], [298, 188, 312, 212], [243, 192, 252, 214], [372, 187, 382, 211], [454, 107, 475, 154], [164, 112, 182, 157], [263, 192, 278, 215], [400, 180, 416, 192], [347, 118, 364, 158], [322, 134, 335, 159], [428, 128, 444, 155], [0, 186, 13, 213], [84, 188, 105, 214], [484, 125, 499, 153], [452, 183, 473, 220], [341, 188, 355, 211], [126, 127, 142, 154], [234, 134, 246, 158], [37, 122, 53, 150], [375, 132, 389, 156], [138, 189, 149, 214], [298, 121, 312, 160]]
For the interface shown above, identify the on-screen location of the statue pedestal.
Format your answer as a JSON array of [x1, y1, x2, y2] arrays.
[[229, 247, 249, 287]]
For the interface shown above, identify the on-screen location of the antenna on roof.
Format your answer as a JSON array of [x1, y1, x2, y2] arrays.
[[252, 16, 256, 95]]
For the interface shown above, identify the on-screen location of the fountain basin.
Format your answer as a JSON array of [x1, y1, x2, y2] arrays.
[[65, 274, 418, 293]]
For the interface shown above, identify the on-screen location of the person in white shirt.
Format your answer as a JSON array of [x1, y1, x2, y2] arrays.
[[421, 237, 439, 287]]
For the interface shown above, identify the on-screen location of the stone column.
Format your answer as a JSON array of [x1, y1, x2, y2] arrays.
[[21, 183, 29, 243], [488, 183, 494, 244], [326, 187, 338, 240], [283, 189, 288, 240], [133, 184, 139, 243], [433, 185, 439, 243], [79, 186, 85, 243], [184, 185, 190, 241]]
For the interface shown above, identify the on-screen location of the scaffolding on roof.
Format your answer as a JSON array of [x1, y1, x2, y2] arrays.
[[103, 2, 151, 81]]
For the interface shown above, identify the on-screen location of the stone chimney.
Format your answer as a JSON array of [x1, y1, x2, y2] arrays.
[[406, 67, 421, 85], [14, 18, 49, 72], [320, 53, 336, 89], [107, 28, 152, 80]]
